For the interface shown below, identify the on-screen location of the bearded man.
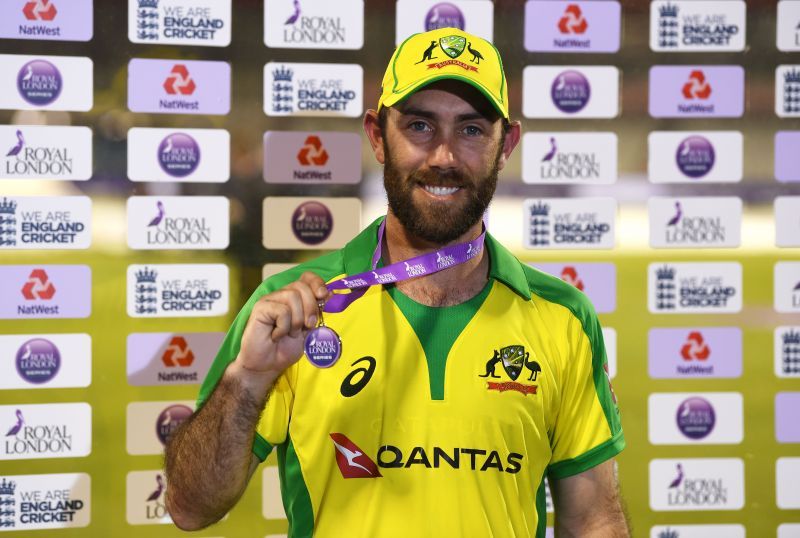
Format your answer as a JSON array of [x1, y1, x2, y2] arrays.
[[165, 27, 628, 538]]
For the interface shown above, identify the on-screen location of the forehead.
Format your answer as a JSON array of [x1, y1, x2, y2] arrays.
[[394, 80, 500, 121]]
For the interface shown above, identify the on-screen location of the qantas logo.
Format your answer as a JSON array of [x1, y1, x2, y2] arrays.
[[330, 433, 382, 479], [331, 434, 524, 476]]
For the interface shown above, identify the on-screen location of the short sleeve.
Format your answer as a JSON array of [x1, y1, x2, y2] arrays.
[[548, 308, 624, 480]]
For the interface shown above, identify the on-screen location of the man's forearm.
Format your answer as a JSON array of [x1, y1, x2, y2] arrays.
[[164, 361, 276, 530], [555, 502, 630, 538]]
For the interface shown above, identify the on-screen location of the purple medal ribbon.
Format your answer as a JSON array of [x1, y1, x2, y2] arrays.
[[304, 219, 486, 368], [323, 219, 486, 312]]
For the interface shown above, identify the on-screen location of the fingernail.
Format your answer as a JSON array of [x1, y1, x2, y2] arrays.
[[307, 315, 317, 327]]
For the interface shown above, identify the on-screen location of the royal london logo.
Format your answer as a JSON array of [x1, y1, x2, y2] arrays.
[[4, 129, 74, 177], [282, 0, 347, 45], [417, 35, 482, 73], [372, 271, 397, 285], [539, 137, 601, 181], [479, 345, 541, 396], [404, 261, 427, 277], [435, 251, 455, 269]]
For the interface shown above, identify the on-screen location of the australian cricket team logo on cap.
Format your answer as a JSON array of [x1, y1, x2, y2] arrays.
[[379, 27, 509, 119]]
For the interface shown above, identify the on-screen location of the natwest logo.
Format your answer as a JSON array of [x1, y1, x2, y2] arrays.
[[682, 70, 712, 100], [163, 64, 196, 95], [330, 433, 381, 479], [681, 332, 710, 361], [558, 4, 587, 34], [23, 0, 57, 21], [560, 266, 585, 291], [161, 337, 195, 368], [21, 269, 55, 300], [297, 135, 329, 166]]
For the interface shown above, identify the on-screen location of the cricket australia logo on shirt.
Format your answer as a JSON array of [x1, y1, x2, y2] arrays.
[[479, 345, 541, 396]]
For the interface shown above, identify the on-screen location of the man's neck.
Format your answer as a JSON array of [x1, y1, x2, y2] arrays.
[[382, 213, 490, 307]]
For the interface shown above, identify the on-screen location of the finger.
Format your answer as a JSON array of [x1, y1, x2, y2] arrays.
[[285, 280, 321, 329], [252, 299, 293, 342], [298, 271, 329, 300], [268, 289, 306, 337]]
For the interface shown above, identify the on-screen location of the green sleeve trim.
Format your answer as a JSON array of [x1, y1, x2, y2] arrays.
[[547, 430, 626, 480], [277, 434, 314, 537], [535, 477, 548, 538], [520, 264, 623, 438], [252, 433, 273, 462]]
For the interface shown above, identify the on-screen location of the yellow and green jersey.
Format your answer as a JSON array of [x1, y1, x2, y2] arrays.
[[198, 217, 624, 537]]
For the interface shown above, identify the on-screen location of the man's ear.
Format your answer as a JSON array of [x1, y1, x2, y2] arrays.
[[496, 120, 521, 172], [363, 109, 385, 165]]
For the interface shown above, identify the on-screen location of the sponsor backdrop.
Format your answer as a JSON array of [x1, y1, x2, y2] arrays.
[[0, 0, 797, 537]]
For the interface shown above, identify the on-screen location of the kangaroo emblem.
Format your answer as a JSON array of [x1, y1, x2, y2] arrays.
[[416, 40, 439, 64], [467, 42, 484, 64], [478, 350, 502, 378]]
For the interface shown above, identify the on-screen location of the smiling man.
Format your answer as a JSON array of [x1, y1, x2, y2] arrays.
[[165, 27, 627, 537]]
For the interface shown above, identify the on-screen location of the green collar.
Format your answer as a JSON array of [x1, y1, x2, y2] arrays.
[[342, 216, 531, 301]]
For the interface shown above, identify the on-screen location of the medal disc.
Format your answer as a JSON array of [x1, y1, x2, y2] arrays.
[[304, 326, 342, 368]]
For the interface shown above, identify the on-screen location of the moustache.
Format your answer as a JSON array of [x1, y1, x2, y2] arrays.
[[409, 168, 473, 189]]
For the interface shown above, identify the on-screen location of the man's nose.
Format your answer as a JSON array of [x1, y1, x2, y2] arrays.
[[427, 133, 458, 170]]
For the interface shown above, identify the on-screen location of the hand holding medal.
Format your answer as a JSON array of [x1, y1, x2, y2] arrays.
[[304, 219, 485, 368]]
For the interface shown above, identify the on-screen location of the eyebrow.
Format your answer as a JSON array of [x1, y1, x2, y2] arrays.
[[398, 107, 491, 123]]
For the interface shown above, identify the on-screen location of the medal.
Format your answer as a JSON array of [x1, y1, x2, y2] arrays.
[[304, 301, 342, 368]]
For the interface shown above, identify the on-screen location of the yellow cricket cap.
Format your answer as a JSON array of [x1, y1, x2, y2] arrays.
[[378, 27, 509, 119]]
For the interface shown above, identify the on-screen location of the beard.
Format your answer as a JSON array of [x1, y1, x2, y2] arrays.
[[383, 140, 502, 245]]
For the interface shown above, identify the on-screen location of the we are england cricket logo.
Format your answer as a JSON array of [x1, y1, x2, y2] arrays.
[[478, 345, 541, 396], [417, 34, 484, 73]]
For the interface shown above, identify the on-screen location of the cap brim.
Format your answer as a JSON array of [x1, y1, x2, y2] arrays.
[[380, 73, 508, 120]]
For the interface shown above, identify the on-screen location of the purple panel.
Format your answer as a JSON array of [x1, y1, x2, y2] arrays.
[[0, 0, 93, 41], [775, 131, 800, 183], [531, 263, 616, 313], [649, 66, 744, 118], [128, 58, 230, 115], [776, 392, 800, 443], [0, 265, 91, 319], [524, 1, 621, 53], [648, 327, 742, 378]]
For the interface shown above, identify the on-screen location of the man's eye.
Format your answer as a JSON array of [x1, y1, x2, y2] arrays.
[[463, 125, 483, 136], [409, 121, 430, 132]]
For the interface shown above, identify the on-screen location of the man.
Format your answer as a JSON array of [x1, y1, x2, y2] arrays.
[[165, 27, 627, 537]]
